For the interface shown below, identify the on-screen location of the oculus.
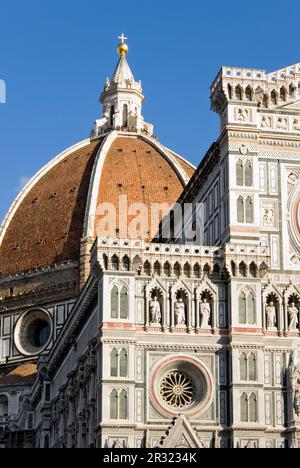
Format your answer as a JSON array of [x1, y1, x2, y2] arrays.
[[14, 309, 52, 356]]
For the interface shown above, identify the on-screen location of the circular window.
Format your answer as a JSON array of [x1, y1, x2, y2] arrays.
[[160, 371, 195, 409], [14, 309, 52, 356], [150, 356, 213, 418]]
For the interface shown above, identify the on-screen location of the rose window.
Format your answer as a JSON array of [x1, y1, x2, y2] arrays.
[[160, 371, 195, 409]]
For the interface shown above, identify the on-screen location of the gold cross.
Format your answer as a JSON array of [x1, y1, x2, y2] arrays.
[[118, 33, 128, 44]]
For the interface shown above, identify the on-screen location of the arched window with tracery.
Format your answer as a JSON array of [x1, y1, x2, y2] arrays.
[[249, 394, 258, 422], [111, 285, 129, 320], [248, 354, 257, 381], [110, 390, 118, 419], [111, 349, 119, 377], [119, 390, 128, 420], [111, 287, 119, 319], [236, 159, 244, 186], [119, 349, 128, 378], [239, 291, 247, 324], [120, 287, 129, 319], [245, 161, 253, 187], [237, 196, 244, 223], [240, 353, 248, 381], [241, 393, 248, 422], [247, 292, 255, 324], [245, 197, 253, 224]]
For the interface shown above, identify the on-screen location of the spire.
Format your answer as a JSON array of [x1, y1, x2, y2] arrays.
[[92, 35, 154, 137]]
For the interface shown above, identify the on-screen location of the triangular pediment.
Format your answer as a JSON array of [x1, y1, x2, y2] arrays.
[[158, 416, 204, 449]]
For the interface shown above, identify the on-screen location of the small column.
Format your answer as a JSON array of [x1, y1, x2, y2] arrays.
[[170, 295, 175, 332], [195, 297, 200, 333], [162, 297, 167, 333], [145, 297, 150, 331], [187, 299, 192, 334]]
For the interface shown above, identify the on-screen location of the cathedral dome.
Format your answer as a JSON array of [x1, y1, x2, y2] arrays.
[[0, 38, 195, 279], [0, 133, 194, 278]]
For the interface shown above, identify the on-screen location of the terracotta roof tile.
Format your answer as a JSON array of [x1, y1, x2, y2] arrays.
[[0, 364, 37, 386], [0, 141, 101, 277]]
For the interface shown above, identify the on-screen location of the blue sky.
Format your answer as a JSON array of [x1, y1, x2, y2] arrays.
[[0, 0, 300, 221]]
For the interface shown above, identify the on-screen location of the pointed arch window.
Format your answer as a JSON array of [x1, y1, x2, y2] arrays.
[[111, 348, 128, 378], [245, 161, 253, 187], [248, 354, 257, 381], [120, 287, 129, 319], [163, 262, 171, 277], [235, 86, 242, 101], [110, 390, 118, 419], [111, 255, 119, 271], [245, 86, 252, 101], [280, 87, 286, 102], [119, 349, 128, 378], [119, 390, 128, 420], [193, 263, 201, 279], [240, 353, 248, 381], [245, 197, 253, 224], [174, 262, 181, 278], [271, 90, 277, 105], [110, 349, 119, 377], [122, 104, 128, 127], [239, 290, 256, 325], [241, 394, 248, 423], [111, 287, 119, 319], [183, 263, 191, 278], [121, 256, 130, 272], [144, 261, 151, 276], [237, 196, 245, 223], [240, 353, 257, 381], [249, 394, 258, 422], [111, 285, 129, 320], [110, 105, 115, 127], [154, 261, 161, 276], [110, 389, 129, 420], [239, 292, 247, 324], [247, 292, 255, 325], [236, 160, 244, 186]]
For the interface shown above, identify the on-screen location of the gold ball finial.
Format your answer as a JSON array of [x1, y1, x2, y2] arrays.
[[117, 33, 128, 57]]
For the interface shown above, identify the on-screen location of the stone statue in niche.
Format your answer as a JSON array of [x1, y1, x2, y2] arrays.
[[289, 349, 300, 417], [149, 296, 162, 324], [288, 303, 299, 331], [200, 299, 211, 328], [266, 302, 277, 329], [175, 298, 186, 326]]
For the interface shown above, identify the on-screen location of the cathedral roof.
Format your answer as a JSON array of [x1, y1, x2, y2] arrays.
[[0, 133, 194, 278], [0, 364, 37, 386]]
